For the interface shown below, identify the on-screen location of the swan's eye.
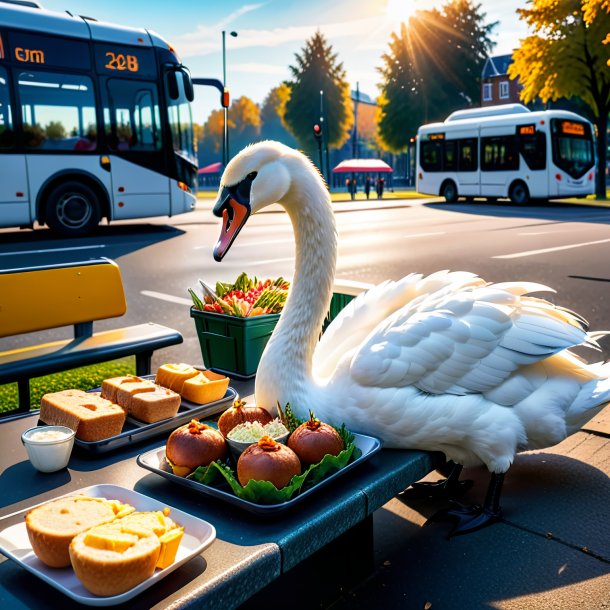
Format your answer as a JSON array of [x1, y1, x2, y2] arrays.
[[247, 171, 257, 180]]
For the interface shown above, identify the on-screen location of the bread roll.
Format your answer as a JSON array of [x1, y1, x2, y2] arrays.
[[25, 496, 134, 568], [69, 510, 184, 596]]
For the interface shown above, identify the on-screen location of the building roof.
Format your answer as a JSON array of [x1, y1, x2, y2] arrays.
[[198, 161, 223, 174], [482, 54, 514, 79]]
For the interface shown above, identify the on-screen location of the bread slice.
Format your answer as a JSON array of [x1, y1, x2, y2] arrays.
[[128, 385, 181, 423], [114, 379, 156, 411], [101, 376, 141, 403], [181, 370, 229, 404], [155, 363, 199, 393], [25, 496, 134, 568], [69, 510, 184, 596], [40, 390, 126, 442]]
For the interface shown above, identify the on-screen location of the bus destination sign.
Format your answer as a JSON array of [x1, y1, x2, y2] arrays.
[[9, 32, 90, 70], [429, 133, 445, 140], [94, 45, 155, 78], [560, 121, 585, 136], [517, 124, 536, 136]]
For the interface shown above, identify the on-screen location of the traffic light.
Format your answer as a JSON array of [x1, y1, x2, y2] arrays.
[[313, 123, 322, 141]]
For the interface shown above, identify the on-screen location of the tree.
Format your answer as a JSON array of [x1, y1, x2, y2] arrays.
[[284, 31, 354, 160], [377, 1, 496, 153], [508, 0, 610, 199], [260, 83, 298, 146], [200, 108, 226, 164], [228, 96, 262, 155]]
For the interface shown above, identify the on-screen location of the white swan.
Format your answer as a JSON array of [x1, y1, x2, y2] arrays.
[[212, 141, 610, 534]]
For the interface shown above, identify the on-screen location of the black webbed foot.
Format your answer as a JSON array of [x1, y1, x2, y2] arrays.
[[425, 472, 506, 537], [402, 461, 473, 500]]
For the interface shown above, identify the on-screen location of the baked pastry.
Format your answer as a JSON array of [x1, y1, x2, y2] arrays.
[[69, 510, 184, 596], [25, 496, 134, 568], [40, 390, 126, 442], [128, 385, 181, 423], [180, 370, 229, 404], [155, 363, 200, 393]]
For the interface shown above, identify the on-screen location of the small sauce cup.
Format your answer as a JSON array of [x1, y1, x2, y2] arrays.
[[21, 426, 76, 473]]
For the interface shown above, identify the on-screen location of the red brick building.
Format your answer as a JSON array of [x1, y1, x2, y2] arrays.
[[480, 54, 522, 106]]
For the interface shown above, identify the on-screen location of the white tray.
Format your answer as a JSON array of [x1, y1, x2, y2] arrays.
[[0, 484, 216, 607]]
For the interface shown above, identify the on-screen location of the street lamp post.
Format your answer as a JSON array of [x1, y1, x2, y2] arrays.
[[222, 30, 237, 166]]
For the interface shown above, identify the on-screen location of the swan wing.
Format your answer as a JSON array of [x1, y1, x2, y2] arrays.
[[313, 271, 486, 378], [350, 281, 590, 396]]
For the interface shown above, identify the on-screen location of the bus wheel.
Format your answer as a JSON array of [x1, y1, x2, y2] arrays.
[[509, 181, 530, 205], [441, 180, 458, 203], [45, 181, 101, 236]]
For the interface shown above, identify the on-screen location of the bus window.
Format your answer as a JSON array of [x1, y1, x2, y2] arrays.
[[104, 78, 161, 152], [0, 67, 14, 149], [458, 138, 477, 171], [18, 71, 96, 150], [481, 135, 518, 171], [519, 132, 546, 170], [420, 140, 442, 172], [444, 140, 457, 171], [166, 69, 196, 165], [551, 119, 593, 179]]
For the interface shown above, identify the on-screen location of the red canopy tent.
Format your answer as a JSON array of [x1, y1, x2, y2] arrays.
[[197, 161, 223, 175], [332, 159, 393, 173]]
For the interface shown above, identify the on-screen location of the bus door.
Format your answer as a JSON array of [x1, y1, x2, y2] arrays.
[[450, 131, 479, 196], [0, 66, 29, 226], [479, 126, 519, 197], [103, 78, 169, 220]]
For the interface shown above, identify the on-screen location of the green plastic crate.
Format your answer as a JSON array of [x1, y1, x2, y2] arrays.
[[191, 292, 356, 379], [191, 308, 280, 379]]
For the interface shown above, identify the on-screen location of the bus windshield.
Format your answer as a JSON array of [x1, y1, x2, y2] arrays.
[[551, 119, 594, 179], [167, 69, 196, 166]]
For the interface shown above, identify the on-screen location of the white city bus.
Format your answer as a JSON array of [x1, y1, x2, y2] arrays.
[[0, 1, 197, 236], [416, 104, 596, 204]]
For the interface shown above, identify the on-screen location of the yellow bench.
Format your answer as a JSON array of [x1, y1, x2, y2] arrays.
[[0, 258, 183, 415]]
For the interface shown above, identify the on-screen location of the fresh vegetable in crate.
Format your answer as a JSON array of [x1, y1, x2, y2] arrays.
[[189, 272, 289, 318]]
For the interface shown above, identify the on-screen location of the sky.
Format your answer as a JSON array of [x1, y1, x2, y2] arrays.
[[41, 0, 530, 124]]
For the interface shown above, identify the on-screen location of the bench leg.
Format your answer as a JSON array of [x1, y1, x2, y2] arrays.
[[135, 351, 153, 376], [17, 379, 31, 413]]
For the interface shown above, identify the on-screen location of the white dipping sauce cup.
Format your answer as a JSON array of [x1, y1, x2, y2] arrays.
[[21, 426, 76, 473]]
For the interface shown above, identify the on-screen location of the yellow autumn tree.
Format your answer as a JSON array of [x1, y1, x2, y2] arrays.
[[508, 0, 610, 198]]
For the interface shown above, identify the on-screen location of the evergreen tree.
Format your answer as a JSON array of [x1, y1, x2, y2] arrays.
[[284, 31, 354, 159], [260, 83, 298, 146]]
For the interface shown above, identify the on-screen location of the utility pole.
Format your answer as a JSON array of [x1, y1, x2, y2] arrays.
[[352, 82, 359, 158], [222, 30, 237, 166]]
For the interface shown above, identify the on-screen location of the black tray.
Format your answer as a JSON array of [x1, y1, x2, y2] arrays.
[[63, 376, 238, 454], [136, 432, 381, 515]]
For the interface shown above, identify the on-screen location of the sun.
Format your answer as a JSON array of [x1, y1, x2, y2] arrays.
[[384, 0, 418, 23]]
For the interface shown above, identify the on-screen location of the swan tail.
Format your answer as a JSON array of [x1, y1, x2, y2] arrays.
[[566, 367, 610, 432]]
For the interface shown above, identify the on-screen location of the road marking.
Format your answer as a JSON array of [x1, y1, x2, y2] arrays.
[[403, 231, 446, 238], [0, 244, 105, 256], [493, 237, 610, 259], [140, 290, 192, 306]]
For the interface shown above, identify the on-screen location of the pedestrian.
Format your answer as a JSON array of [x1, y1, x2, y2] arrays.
[[364, 176, 371, 199], [377, 177, 385, 199], [350, 177, 356, 200], [346, 178, 351, 193]]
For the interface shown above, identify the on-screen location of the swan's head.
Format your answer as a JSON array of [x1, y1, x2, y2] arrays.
[[213, 140, 313, 261]]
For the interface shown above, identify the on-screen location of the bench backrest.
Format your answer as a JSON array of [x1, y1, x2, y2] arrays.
[[0, 258, 127, 338]]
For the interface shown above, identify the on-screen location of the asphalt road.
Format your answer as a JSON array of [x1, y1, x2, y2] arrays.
[[2, 198, 610, 366]]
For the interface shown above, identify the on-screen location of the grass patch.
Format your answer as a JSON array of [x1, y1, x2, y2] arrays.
[[0, 357, 135, 415]]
